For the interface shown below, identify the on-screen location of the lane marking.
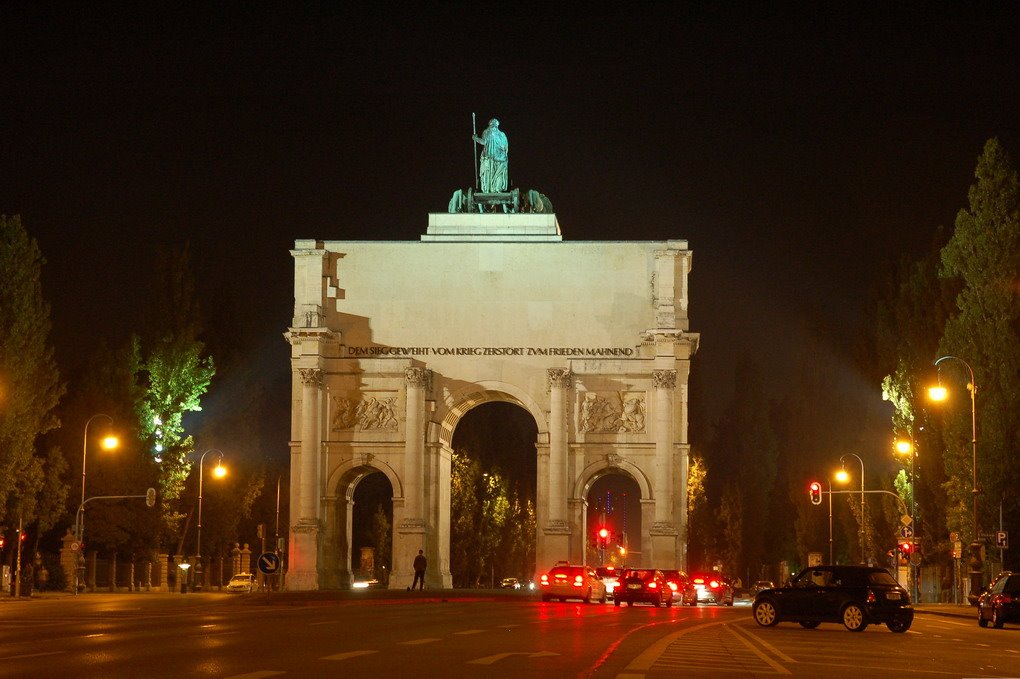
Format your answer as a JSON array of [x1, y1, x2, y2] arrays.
[[468, 651, 560, 665], [322, 650, 379, 660], [309, 620, 343, 626], [728, 623, 796, 663], [399, 638, 441, 645], [453, 629, 485, 635], [724, 624, 791, 675], [0, 651, 65, 661], [624, 621, 726, 671]]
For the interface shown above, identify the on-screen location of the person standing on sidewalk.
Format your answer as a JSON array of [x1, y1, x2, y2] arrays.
[[411, 550, 426, 590]]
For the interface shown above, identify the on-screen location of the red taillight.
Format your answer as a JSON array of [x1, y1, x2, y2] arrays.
[[574, 575, 584, 587], [540, 574, 549, 584], [997, 593, 1014, 604], [866, 588, 876, 603], [694, 577, 704, 585], [709, 580, 720, 589], [648, 581, 657, 589], [668, 582, 678, 591]]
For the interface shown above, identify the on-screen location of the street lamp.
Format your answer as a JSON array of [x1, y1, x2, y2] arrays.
[[928, 354, 981, 605], [196, 449, 227, 591], [894, 438, 918, 603], [836, 453, 866, 564], [78, 414, 118, 542]]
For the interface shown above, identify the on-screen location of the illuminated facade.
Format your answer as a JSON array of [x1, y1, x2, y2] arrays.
[[285, 212, 698, 589]]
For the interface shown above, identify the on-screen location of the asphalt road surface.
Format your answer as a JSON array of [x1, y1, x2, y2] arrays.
[[0, 593, 1017, 678]]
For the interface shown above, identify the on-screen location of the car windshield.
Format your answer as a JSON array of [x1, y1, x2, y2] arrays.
[[624, 570, 655, 581], [595, 567, 619, 578]]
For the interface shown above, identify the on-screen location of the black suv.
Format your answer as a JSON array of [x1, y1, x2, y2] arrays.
[[752, 565, 913, 632], [614, 569, 672, 607]]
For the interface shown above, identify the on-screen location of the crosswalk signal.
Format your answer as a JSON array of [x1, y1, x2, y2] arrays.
[[809, 481, 822, 506]]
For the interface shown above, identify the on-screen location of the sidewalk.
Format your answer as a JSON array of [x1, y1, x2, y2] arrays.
[[913, 603, 975, 619]]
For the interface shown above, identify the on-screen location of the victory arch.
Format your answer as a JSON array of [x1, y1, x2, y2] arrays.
[[285, 211, 699, 590]]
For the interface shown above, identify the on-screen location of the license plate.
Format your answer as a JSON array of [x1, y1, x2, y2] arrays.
[[886, 592, 900, 600], [628, 584, 642, 589]]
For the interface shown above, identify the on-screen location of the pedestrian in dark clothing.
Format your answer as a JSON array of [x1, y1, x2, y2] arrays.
[[412, 550, 426, 590]]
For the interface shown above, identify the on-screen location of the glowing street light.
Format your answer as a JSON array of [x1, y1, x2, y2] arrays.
[[928, 354, 981, 605], [79, 414, 118, 542], [836, 453, 866, 563], [195, 449, 227, 591]]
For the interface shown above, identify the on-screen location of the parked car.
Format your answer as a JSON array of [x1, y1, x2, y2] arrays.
[[752, 565, 913, 632], [751, 580, 776, 596], [662, 569, 694, 605], [614, 569, 672, 607], [539, 563, 607, 603], [978, 571, 1020, 628], [689, 573, 734, 606], [226, 573, 255, 593], [500, 577, 522, 589], [595, 566, 623, 599]]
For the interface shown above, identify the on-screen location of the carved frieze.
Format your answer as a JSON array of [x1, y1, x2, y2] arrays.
[[331, 394, 398, 431], [546, 368, 573, 390], [652, 369, 677, 390], [299, 368, 323, 387], [579, 393, 646, 433], [404, 367, 433, 392]]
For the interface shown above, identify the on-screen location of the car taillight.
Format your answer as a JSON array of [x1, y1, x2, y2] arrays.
[[694, 578, 704, 584], [668, 582, 678, 591], [574, 575, 583, 587], [648, 581, 657, 589], [709, 580, 720, 589], [866, 588, 876, 603], [540, 574, 549, 584], [997, 593, 1014, 604]]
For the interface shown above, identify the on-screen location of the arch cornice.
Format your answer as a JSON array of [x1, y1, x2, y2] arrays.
[[325, 455, 404, 501], [573, 457, 653, 500], [437, 381, 547, 448]]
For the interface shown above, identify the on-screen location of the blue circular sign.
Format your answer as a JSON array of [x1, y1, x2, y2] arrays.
[[257, 552, 282, 575]]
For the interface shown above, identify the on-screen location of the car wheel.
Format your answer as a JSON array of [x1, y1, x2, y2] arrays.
[[583, 588, 592, 604], [753, 600, 779, 627], [993, 607, 1005, 629], [614, 598, 620, 607], [726, 598, 734, 606], [886, 619, 911, 633], [600, 590, 607, 604], [799, 621, 820, 629], [842, 603, 868, 632], [666, 597, 673, 608], [978, 611, 989, 628]]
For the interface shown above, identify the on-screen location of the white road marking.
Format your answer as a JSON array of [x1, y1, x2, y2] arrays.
[[725, 624, 791, 675], [399, 638, 441, 645], [322, 650, 378, 660], [0, 651, 65, 661], [453, 629, 485, 635], [468, 651, 560, 665], [729, 623, 796, 664]]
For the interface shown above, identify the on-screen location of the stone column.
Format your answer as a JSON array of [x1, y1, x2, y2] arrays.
[[393, 367, 431, 590], [652, 370, 676, 524], [291, 367, 323, 590], [156, 553, 169, 592], [543, 368, 572, 560]]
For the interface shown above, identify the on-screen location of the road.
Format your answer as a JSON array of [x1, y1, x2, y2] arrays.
[[0, 592, 1017, 678]]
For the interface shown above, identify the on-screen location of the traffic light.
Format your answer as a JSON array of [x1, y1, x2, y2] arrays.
[[898, 541, 913, 555], [0, 535, 5, 549], [809, 481, 822, 505], [597, 527, 610, 548]]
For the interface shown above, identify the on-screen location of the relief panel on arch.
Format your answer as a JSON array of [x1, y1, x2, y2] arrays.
[[578, 392, 646, 433], [331, 392, 399, 431]]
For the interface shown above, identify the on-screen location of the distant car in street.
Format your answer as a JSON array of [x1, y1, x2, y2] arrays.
[[978, 571, 1020, 628], [500, 577, 522, 589], [688, 573, 734, 606], [614, 569, 672, 607], [661, 569, 694, 605], [751, 580, 775, 596], [752, 565, 913, 632], [595, 566, 623, 599], [539, 563, 607, 603], [226, 573, 255, 593]]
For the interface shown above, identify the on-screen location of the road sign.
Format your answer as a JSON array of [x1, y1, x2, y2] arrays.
[[910, 550, 921, 566], [70, 541, 81, 552], [257, 552, 282, 575], [952, 540, 962, 559], [900, 515, 912, 527], [145, 488, 156, 507], [949, 531, 959, 542], [899, 525, 914, 539], [996, 531, 1009, 549]]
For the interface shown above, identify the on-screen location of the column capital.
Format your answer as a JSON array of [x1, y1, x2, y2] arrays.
[[546, 368, 574, 390], [652, 369, 677, 390], [404, 367, 433, 392], [299, 367, 323, 387]]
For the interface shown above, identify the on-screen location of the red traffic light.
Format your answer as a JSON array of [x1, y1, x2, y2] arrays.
[[899, 541, 913, 554], [0, 536, 5, 548], [808, 482, 822, 505], [598, 528, 610, 539]]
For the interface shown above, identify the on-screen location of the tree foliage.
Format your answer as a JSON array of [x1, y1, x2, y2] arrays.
[[0, 214, 65, 527]]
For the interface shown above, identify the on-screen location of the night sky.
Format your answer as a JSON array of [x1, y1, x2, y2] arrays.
[[4, 5, 1019, 447]]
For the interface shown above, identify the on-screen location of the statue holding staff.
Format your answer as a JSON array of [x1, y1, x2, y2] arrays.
[[472, 117, 509, 193]]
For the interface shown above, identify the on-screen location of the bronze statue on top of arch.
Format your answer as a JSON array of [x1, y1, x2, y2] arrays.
[[447, 114, 554, 214]]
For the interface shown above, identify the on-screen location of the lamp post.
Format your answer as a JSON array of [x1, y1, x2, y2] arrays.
[[895, 438, 917, 603], [928, 354, 981, 605], [836, 453, 866, 564], [196, 449, 227, 592], [78, 414, 119, 543]]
